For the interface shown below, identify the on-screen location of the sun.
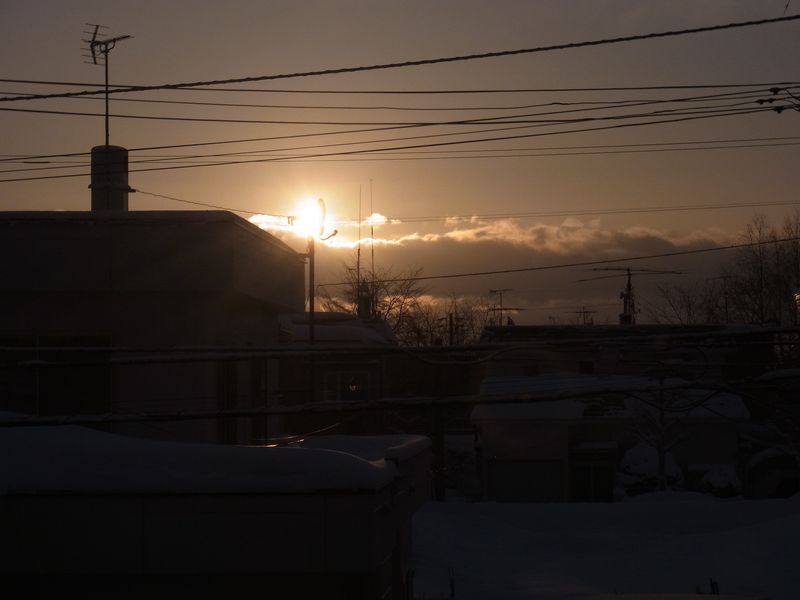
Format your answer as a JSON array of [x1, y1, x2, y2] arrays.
[[290, 197, 327, 238]]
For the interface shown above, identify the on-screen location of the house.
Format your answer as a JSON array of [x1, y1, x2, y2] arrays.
[[479, 324, 775, 381], [0, 419, 431, 599], [471, 373, 750, 502], [0, 210, 305, 444]]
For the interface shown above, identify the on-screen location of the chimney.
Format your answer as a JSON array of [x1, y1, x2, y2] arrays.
[[89, 145, 133, 211]]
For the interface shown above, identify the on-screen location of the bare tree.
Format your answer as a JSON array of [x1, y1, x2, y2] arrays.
[[647, 213, 800, 326], [319, 260, 493, 345]]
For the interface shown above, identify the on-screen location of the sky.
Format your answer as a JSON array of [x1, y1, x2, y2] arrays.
[[1, 1, 799, 324]]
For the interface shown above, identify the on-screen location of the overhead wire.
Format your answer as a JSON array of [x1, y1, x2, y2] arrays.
[[133, 190, 290, 217], [0, 105, 790, 183], [0, 85, 783, 112], [316, 235, 800, 286], [0, 93, 788, 125], [1, 14, 798, 103], [2, 77, 799, 94], [2, 87, 794, 165], [3, 139, 799, 176]]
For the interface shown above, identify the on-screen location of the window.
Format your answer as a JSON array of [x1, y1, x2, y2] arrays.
[[323, 371, 370, 402], [0, 334, 111, 417]]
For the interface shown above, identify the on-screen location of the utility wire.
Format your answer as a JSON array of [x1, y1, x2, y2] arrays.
[[0, 106, 785, 183], [4, 139, 799, 176], [0, 95, 784, 125], [331, 198, 800, 226], [0, 86, 782, 112], [1, 15, 798, 103], [134, 190, 291, 217], [2, 88, 791, 165], [317, 236, 800, 286], [2, 77, 799, 94]]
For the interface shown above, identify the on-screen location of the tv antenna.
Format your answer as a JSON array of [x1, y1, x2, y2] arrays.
[[489, 288, 515, 326], [576, 266, 684, 325], [82, 24, 132, 146], [574, 307, 596, 326]]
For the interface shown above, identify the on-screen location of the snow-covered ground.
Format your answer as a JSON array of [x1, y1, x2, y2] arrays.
[[413, 493, 800, 600]]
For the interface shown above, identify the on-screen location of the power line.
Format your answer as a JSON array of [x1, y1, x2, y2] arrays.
[[36, 186, 800, 229], [332, 198, 800, 226], [0, 106, 785, 183], [0, 95, 784, 125], [2, 77, 799, 94], [4, 139, 799, 176], [1, 88, 790, 165], [317, 236, 800, 286], [134, 189, 291, 217], [0, 86, 783, 112], [1, 15, 798, 103]]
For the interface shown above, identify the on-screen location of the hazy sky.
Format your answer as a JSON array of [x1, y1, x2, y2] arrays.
[[1, 1, 798, 323]]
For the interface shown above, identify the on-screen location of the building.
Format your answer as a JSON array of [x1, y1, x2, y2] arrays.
[[472, 373, 750, 502], [0, 210, 304, 444], [479, 324, 775, 381], [0, 421, 431, 599]]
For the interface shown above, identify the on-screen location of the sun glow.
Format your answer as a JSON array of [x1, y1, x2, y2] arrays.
[[291, 197, 330, 238]]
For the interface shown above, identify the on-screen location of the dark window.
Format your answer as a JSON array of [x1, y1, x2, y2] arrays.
[[323, 372, 370, 402], [0, 335, 111, 417]]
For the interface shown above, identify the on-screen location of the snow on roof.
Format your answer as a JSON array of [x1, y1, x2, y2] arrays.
[[299, 434, 431, 462], [479, 373, 650, 398], [472, 398, 586, 420], [473, 374, 749, 421], [755, 368, 800, 382], [0, 419, 428, 495], [280, 312, 398, 345]]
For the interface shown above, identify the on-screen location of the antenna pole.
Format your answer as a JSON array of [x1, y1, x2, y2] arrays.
[[83, 26, 131, 146], [370, 179, 376, 316], [357, 184, 362, 291], [104, 51, 110, 145]]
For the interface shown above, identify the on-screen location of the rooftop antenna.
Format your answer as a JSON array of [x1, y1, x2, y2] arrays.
[[574, 307, 596, 326], [370, 179, 376, 316], [489, 288, 512, 326], [576, 266, 684, 325], [82, 24, 131, 146], [357, 184, 362, 290]]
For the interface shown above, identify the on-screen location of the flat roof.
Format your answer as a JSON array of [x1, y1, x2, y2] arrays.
[[0, 210, 302, 262]]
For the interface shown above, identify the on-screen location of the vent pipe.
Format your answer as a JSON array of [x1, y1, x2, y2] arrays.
[[89, 145, 133, 211]]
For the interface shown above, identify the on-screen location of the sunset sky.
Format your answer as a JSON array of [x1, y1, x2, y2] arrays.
[[1, 1, 798, 323]]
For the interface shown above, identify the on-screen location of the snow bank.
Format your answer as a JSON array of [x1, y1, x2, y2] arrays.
[[0, 423, 424, 494], [413, 496, 800, 599]]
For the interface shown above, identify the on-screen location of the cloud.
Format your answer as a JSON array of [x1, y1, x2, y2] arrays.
[[252, 213, 735, 323]]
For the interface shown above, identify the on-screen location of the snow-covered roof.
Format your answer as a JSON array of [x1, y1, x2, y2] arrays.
[[279, 312, 398, 345], [299, 434, 430, 462], [0, 418, 427, 495], [473, 374, 749, 422]]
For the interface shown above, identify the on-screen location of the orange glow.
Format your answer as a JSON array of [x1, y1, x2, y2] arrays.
[[291, 197, 332, 238]]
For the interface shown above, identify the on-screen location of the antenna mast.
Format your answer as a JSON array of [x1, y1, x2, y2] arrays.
[[357, 184, 362, 289], [370, 179, 376, 316], [620, 267, 635, 325], [489, 288, 512, 326], [82, 24, 131, 146]]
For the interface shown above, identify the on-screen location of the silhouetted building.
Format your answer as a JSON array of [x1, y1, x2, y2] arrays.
[[0, 210, 304, 443], [1, 424, 430, 599]]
